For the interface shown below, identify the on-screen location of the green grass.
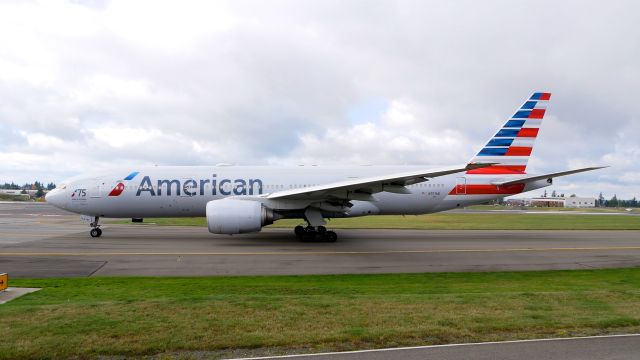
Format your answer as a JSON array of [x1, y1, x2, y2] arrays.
[[466, 205, 640, 213], [0, 193, 29, 201], [111, 212, 640, 230], [3, 269, 640, 359]]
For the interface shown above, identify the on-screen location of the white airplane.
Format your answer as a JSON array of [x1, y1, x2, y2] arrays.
[[46, 92, 604, 241]]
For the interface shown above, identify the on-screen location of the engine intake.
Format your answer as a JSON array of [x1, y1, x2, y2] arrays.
[[206, 199, 277, 234]]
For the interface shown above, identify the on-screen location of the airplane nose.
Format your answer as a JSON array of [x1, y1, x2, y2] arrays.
[[45, 189, 63, 208]]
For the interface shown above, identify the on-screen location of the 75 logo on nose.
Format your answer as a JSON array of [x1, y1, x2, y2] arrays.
[[71, 189, 87, 199]]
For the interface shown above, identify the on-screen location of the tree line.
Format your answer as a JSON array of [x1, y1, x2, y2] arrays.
[[597, 193, 638, 208], [0, 181, 56, 198]]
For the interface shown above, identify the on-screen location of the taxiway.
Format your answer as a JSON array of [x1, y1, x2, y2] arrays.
[[2, 202, 640, 278]]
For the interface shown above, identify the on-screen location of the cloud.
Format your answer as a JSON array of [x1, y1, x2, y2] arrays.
[[0, 0, 638, 198]]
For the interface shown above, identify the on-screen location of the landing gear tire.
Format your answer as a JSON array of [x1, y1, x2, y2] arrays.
[[296, 226, 337, 242], [89, 216, 102, 238], [301, 227, 317, 242], [323, 231, 337, 243]]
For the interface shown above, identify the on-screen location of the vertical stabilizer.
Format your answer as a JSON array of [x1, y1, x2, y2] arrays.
[[467, 92, 551, 174]]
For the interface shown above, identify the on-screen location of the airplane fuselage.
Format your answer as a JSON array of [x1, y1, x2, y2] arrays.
[[47, 165, 549, 219]]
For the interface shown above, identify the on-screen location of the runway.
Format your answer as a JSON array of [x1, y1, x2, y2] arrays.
[[239, 334, 640, 360], [2, 202, 640, 278]]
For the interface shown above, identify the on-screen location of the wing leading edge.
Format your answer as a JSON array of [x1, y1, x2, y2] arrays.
[[266, 163, 496, 201]]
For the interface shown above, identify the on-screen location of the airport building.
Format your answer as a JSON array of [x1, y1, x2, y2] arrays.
[[529, 196, 596, 208], [563, 197, 596, 208], [0, 189, 24, 196], [0, 189, 44, 199]]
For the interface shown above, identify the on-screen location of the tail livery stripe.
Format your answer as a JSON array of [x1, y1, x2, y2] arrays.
[[504, 120, 526, 128], [512, 109, 545, 119], [505, 146, 533, 156], [530, 92, 551, 100], [517, 128, 539, 137], [469, 156, 529, 165], [487, 138, 513, 146], [478, 148, 508, 156], [466, 165, 527, 175], [467, 92, 551, 174], [495, 129, 520, 137], [522, 119, 542, 128], [511, 138, 535, 147]]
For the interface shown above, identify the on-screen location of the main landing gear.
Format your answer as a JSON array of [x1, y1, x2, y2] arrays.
[[295, 207, 338, 242], [89, 216, 102, 238], [294, 225, 338, 242]]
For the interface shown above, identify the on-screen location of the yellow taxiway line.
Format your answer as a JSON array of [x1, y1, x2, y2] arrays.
[[2, 246, 640, 257]]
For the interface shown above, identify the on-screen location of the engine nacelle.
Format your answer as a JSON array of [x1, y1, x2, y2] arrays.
[[206, 199, 277, 234]]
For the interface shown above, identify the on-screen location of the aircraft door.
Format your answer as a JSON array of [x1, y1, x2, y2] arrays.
[[455, 177, 466, 195], [89, 179, 106, 198]]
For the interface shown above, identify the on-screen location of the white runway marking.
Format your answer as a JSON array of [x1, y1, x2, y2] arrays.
[[232, 333, 640, 359]]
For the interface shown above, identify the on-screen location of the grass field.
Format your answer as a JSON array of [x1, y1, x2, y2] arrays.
[[0, 193, 29, 201], [3, 269, 640, 359], [111, 212, 640, 230], [466, 205, 640, 213]]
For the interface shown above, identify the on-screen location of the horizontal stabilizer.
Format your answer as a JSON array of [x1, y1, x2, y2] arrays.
[[493, 166, 608, 186]]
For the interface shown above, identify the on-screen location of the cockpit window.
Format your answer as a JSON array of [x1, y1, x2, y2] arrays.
[[57, 184, 67, 190]]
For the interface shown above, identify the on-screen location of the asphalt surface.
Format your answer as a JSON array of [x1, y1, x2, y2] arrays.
[[240, 335, 640, 360], [2, 202, 640, 278]]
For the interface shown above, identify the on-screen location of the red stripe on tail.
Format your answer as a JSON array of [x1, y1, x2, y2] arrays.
[[528, 109, 545, 119], [466, 165, 526, 175], [517, 128, 539, 137], [505, 146, 533, 156]]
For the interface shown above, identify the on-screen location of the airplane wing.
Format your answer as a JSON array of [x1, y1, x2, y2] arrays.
[[266, 163, 495, 201], [492, 166, 607, 186]]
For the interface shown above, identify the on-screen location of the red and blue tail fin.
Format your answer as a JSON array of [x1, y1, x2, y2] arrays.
[[467, 92, 551, 175]]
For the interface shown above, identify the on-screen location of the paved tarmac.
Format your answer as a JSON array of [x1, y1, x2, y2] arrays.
[[2, 202, 640, 278], [239, 334, 640, 360]]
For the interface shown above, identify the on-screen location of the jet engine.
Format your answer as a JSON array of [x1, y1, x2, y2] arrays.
[[206, 199, 278, 234]]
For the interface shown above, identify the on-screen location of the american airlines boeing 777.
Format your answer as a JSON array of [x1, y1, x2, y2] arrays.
[[46, 92, 604, 241]]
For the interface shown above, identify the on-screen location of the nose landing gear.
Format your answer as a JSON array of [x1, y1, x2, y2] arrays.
[[89, 216, 102, 237]]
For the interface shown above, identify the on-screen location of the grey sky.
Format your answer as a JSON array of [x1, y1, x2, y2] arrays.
[[0, 0, 638, 198]]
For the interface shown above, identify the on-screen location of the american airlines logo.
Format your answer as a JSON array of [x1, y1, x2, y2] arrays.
[[108, 171, 139, 197], [108, 171, 264, 197], [108, 183, 125, 196]]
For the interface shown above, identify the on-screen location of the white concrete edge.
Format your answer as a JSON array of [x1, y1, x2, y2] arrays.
[[0, 287, 41, 304], [230, 333, 640, 359]]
